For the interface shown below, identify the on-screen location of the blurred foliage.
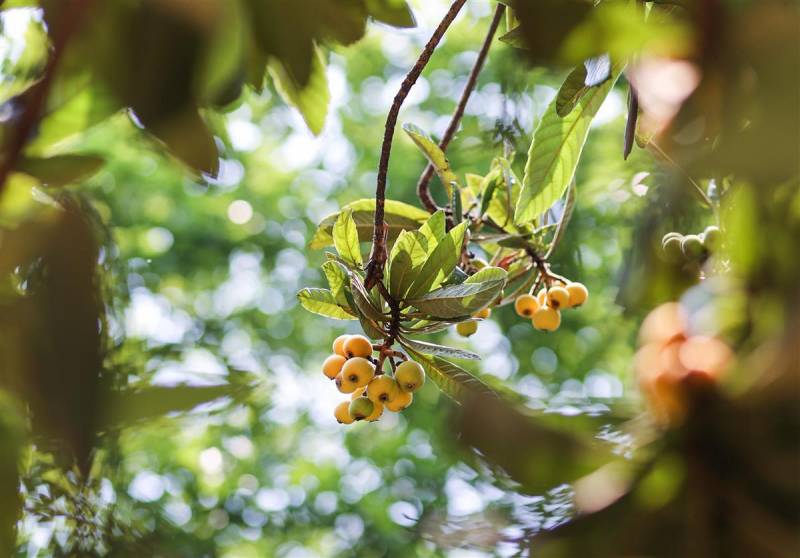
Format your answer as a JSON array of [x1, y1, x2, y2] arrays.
[[0, 0, 796, 557]]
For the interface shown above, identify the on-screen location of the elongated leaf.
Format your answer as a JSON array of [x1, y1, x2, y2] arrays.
[[297, 288, 356, 320], [405, 221, 467, 299], [17, 154, 105, 186], [399, 336, 480, 360], [402, 347, 498, 403], [310, 198, 429, 249], [269, 45, 329, 135], [366, 0, 416, 27], [465, 266, 508, 284], [388, 230, 427, 298], [515, 63, 624, 225], [321, 260, 350, 306], [104, 384, 242, 427], [349, 273, 388, 323], [556, 63, 589, 118], [584, 54, 612, 87], [402, 123, 459, 198], [418, 209, 446, 251], [407, 279, 505, 319], [451, 183, 463, 224], [333, 209, 363, 267]]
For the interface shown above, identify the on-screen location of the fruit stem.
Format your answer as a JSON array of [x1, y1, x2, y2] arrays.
[[416, 2, 506, 217], [365, 0, 468, 289]]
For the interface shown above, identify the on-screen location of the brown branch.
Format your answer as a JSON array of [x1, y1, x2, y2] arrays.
[[417, 2, 506, 215], [364, 0, 467, 290], [0, 0, 94, 195]]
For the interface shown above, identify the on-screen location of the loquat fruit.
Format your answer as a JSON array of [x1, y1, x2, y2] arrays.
[[335, 373, 358, 394], [334, 401, 355, 424], [537, 288, 547, 306], [456, 321, 478, 337], [344, 335, 373, 358], [341, 357, 375, 388], [332, 334, 350, 357], [514, 294, 539, 317], [348, 397, 375, 421], [565, 282, 589, 307], [386, 390, 413, 412], [661, 235, 684, 263], [351, 387, 366, 400], [547, 285, 570, 309], [532, 306, 561, 331], [365, 401, 384, 422], [322, 354, 346, 380], [680, 234, 705, 259], [473, 307, 491, 319], [395, 360, 426, 393], [367, 375, 400, 404], [702, 226, 720, 251]]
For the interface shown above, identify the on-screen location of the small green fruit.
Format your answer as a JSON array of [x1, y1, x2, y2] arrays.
[[702, 226, 721, 251], [456, 321, 478, 337], [661, 236, 684, 263], [661, 232, 682, 247], [348, 397, 375, 421], [395, 360, 426, 393], [681, 234, 705, 260]]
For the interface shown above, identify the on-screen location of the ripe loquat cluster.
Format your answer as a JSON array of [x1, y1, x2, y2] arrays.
[[513, 280, 588, 332], [323, 334, 426, 424], [634, 302, 734, 425], [661, 225, 720, 264]]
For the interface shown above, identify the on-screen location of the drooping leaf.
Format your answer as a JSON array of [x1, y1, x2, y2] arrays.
[[402, 123, 459, 198], [399, 336, 480, 360], [407, 277, 505, 319], [450, 182, 463, 224], [103, 384, 243, 427], [366, 0, 416, 27], [146, 107, 220, 177], [297, 288, 356, 320], [321, 260, 350, 306], [387, 230, 428, 298], [556, 63, 589, 117], [404, 221, 468, 299], [465, 266, 508, 284], [269, 45, 330, 135], [584, 54, 612, 87], [310, 199, 429, 249], [349, 274, 388, 323], [17, 154, 105, 187], [401, 348, 498, 403], [515, 62, 624, 225], [332, 209, 363, 267]]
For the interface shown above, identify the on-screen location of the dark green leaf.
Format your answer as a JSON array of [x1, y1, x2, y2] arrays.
[[366, 0, 416, 28], [407, 278, 505, 319], [17, 154, 105, 187], [556, 63, 589, 118], [402, 348, 498, 403]]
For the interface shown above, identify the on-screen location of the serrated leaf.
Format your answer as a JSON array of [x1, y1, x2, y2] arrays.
[[332, 209, 363, 267], [310, 198, 429, 249], [269, 45, 329, 135], [405, 221, 467, 299], [388, 230, 427, 298], [17, 154, 105, 187], [402, 123, 459, 198], [366, 0, 416, 27], [103, 384, 243, 427], [407, 278, 505, 318], [321, 260, 350, 306], [399, 336, 480, 360], [297, 288, 356, 320], [515, 62, 624, 225], [402, 347, 498, 403]]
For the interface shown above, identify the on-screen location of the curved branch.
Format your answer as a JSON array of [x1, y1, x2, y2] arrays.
[[364, 0, 467, 289], [417, 2, 506, 215]]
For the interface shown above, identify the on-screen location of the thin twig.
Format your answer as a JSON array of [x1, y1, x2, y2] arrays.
[[0, 0, 94, 195], [417, 2, 506, 214], [364, 0, 467, 289]]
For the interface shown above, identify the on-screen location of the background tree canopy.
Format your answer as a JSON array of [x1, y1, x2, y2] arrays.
[[0, 0, 798, 556]]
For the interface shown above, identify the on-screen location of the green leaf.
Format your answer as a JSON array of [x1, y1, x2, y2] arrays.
[[514, 62, 624, 225], [418, 209, 446, 251], [402, 348, 498, 403], [17, 154, 105, 187], [556, 63, 589, 118], [545, 179, 577, 258], [402, 123, 459, 198], [349, 275, 388, 323], [388, 230, 427, 298], [103, 384, 243, 427], [269, 45, 330, 135], [297, 288, 356, 320], [451, 183, 463, 225], [332, 209, 363, 267], [321, 260, 350, 306], [366, 0, 416, 27], [399, 336, 480, 360], [406, 277, 505, 318], [148, 107, 220, 177], [405, 221, 467, 299], [310, 198, 429, 249], [497, 25, 527, 49]]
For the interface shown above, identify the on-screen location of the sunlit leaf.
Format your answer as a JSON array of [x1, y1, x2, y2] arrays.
[[332, 208, 363, 267], [398, 336, 480, 360], [387, 230, 427, 299], [407, 278, 505, 319], [321, 260, 350, 306], [514, 62, 623, 225], [418, 209, 446, 252], [401, 347, 498, 403], [404, 221, 467, 299], [17, 154, 105, 187], [402, 122, 459, 198], [269, 45, 330, 135], [297, 288, 356, 320], [310, 198, 429, 249]]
